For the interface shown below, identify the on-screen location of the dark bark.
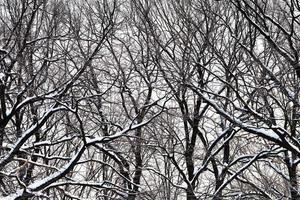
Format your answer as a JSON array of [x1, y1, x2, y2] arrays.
[[186, 185, 197, 200]]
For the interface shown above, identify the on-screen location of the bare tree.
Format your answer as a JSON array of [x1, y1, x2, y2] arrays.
[[1, 0, 300, 199]]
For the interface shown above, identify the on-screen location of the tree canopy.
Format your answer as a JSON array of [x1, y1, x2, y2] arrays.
[[0, 0, 300, 199]]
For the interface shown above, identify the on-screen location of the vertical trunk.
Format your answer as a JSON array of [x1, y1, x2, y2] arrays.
[[0, 125, 4, 156], [164, 135, 173, 200], [288, 161, 299, 200], [14, 87, 27, 194], [0, 125, 7, 194], [186, 185, 197, 200], [213, 128, 232, 200], [128, 126, 143, 200], [23, 104, 40, 185], [185, 126, 196, 200], [0, 82, 5, 154], [24, 38, 40, 186], [185, 146, 195, 182], [164, 155, 171, 200], [287, 103, 299, 200], [213, 69, 233, 199], [90, 66, 132, 198], [185, 136, 196, 200], [103, 154, 109, 200]]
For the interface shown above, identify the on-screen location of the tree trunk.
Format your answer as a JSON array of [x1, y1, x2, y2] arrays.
[[186, 185, 197, 200], [287, 156, 299, 200]]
